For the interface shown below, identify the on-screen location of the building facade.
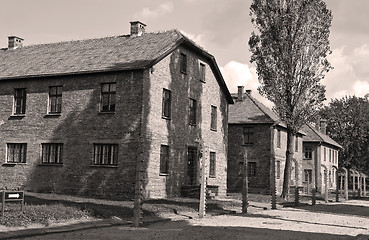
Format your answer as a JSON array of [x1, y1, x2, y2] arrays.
[[301, 122, 341, 193], [0, 22, 233, 199], [227, 87, 303, 195]]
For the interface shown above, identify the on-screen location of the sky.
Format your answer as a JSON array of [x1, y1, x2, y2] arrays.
[[1, 0, 368, 107]]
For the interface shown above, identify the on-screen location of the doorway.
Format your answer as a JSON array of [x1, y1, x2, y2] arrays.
[[186, 146, 198, 185]]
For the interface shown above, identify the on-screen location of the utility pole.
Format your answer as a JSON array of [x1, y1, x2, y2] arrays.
[[242, 146, 248, 214]]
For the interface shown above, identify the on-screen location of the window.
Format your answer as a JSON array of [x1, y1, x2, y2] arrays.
[[180, 53, 187, 74], [295, 136, 298, 152], [93, 144, 118, 166], [210, 106, 217, 131], [49, 86, 62, 114], [324, 147, 326, 161], [329, 149, 332, 162], [209, 152, 216, 178], [277, 129, 281, 148], [304, 146, 312, 159], [199, 63, 206, 82], [189, 99, 197, 125], [276, 161, 281, 179], [248, 162, 256, 176], [243, 127, 254, 144], [100, 83, 116, 112], [7, 143, 27, 163], [162, 89, 171, 119], [160, 145, 169, 175], [14, 88, 27, 115], [41, 143, 63, 164], [304, 169, 312, 183]]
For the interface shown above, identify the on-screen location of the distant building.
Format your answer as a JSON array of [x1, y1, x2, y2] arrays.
[[227, 87, 303, 195], [0, 21, 233, 199], [301, 122, 342, 193]]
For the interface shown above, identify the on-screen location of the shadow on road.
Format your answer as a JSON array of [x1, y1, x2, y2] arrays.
[[291, 202, 369, 218]]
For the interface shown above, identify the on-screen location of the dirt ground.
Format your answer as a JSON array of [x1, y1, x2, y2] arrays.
[[19, 198, 369, 240]]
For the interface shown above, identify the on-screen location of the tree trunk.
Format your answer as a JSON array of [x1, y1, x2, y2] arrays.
[[281, 129, 294, 199]]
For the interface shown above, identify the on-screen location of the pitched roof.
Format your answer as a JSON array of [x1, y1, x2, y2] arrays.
[[229, 92, 286, 127], [0, 29, 233, 103], [301, 124, 342, 148]]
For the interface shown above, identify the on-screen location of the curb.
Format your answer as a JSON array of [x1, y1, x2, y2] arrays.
[[0, 219, 129, 239], [0, 216, 173, 239]]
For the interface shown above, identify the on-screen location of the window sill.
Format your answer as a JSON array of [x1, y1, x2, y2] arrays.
[[180, 70, 187, 75], [304, 158, 312, 160], [210, 128, 217, 132], [2, 163, 27, 166], [159, 173, 169, 176], [9, 114, 25, 119], [189, 123, 197, 127], [209, 176, 216, 179], [44, 113, 61, 118], [200, 79, 206, 83], [90, 165, 118, 168], [162, 116, 171, 121], [99, 112, 115, 115], [38, 164, 63, 167]]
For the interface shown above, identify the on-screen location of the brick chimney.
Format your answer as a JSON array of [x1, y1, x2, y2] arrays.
[[237, 86, 244, 101], [319, 119, 327, 135], [8, 36, 24, 49], [130, 21, 146, 36]]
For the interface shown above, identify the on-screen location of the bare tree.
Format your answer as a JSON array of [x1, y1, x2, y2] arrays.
[[249, 0, 332, 198]]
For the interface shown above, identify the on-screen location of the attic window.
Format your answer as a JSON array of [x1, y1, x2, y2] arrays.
[[199, 63, 206, 82], [180, 53, 187, 74]]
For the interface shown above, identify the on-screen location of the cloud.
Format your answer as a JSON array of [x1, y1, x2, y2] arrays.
[[136, 2, 173, 19], [179, 30, 208, 49], [323, 44, 369, 101], [220, 61, 273, 108]]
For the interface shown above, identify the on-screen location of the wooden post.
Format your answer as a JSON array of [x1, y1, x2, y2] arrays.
[[294, 159, 299, 207], [311, 188, 316, 205], [199, 146, 206, 218], [1, 191, 4, 218], [324, 168, 328, 203], [335, 169, 339, 202], [352, 173, 356, 197], [343, 168, 348, 201], [340, 173, 343, 196], [364, 175, 367, 197], [270, 125, 277, 209], [242, 146, 248, 214], [133, 139, 144, 227]]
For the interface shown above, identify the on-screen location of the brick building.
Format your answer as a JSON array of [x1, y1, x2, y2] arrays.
[[0, 21, 233, 199], [301, 122, 341, 193], [227, 87, 303, 195]]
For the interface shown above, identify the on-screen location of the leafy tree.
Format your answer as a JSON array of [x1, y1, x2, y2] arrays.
[[320, 96, 369, 174], [249, 0, 332, 198]]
